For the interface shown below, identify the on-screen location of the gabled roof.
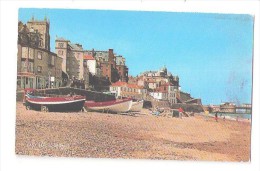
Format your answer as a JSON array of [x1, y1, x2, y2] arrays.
[[84, 55, 95, 60]]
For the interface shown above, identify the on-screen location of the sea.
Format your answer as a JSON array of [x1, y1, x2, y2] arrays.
[[209, 113, 251, 120]]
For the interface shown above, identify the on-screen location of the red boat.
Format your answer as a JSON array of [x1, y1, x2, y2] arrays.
[[24, 89, 85, 112]]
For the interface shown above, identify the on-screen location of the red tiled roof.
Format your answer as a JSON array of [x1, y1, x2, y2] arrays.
[[111, 81, 128, 87], [84, 55, 95, 60], [128, 83, 143, 89]]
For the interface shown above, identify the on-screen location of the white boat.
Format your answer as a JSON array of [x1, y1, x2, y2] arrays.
[[84, 98, 132, 113], [130, 100, 144, 112]]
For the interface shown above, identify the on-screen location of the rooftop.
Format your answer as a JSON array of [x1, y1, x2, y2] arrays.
[[84, 55, 95, 60]]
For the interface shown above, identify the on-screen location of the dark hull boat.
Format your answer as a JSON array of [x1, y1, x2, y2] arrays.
[[25, 93, 85, 112]]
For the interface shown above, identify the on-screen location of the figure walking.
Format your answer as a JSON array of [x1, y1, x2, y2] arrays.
[[215, 112, 218, 122]]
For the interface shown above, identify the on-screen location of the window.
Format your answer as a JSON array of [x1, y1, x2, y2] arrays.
[[22, 47, 28, 58], [37, 51, 42, 60], [37, 66, 42, 73], [58, 50, 63, 55], [58, 43, 64, 48], [29, 48, 34, 59]]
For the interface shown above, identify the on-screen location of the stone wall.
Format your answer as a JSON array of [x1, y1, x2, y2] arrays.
[[171, 103, 204, 113]]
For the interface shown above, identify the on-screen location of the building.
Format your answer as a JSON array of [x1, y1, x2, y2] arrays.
[[110, 81, 147, 100], [115, 55, 129, 82], [84, 54, 97, 75], [55, 37, 89, 88], [149, 82, 178, 105], [138, 66, 180, 91], [85, 49, 129, 83], [26, 16, 50, 51], [17, 19, 63, 90]]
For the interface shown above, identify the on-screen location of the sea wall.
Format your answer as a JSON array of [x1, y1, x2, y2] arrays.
[[16, 87, 116, 102], [171, 103, 204, 112]]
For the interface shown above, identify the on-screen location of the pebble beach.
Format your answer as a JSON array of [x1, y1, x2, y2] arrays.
[[15, 102, 251, 161]]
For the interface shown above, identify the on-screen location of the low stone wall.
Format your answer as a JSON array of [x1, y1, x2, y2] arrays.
[[171, 103, 204, 113], [151, 100, 170, 109]]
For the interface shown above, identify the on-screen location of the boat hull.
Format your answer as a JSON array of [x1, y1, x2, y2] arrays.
[[84, 99, 132, 113], [130, 100, 144, 112], [25, 95, 85, 112]]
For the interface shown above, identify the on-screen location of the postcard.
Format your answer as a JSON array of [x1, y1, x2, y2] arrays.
[[15, 8, 253, 162]]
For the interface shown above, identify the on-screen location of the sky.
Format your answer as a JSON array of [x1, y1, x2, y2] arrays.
[[18, 9, 254, 105]]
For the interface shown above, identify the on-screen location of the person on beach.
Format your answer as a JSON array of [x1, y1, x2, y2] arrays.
[[215, 112, 218, 122], [178, 107, 184, 119]]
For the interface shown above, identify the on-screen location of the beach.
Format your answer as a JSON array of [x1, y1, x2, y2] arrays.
[[15, 102, 251, 161]]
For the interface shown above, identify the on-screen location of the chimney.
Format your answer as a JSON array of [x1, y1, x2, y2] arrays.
[[108, 49, 114, 61], [92, 48, 95, 57]]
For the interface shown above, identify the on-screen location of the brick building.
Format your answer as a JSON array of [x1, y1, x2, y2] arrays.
[[85, 49, 129, 83], [150, 82, 178, 105], [136, 66, 180, 91]]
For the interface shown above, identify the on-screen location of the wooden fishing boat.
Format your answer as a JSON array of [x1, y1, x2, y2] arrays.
[[24, 93, 85, 112], [130, 100, 144, 112], [84, 98, 132, 113]]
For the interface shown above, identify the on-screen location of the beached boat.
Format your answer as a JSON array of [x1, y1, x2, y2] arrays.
[[24, 93, 86, 112], [84, 98, 132, 113], [130, 100, 143, 112]]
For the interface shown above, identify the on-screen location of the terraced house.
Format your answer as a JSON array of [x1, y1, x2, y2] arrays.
[[110, 81, 147, 100], [17, 17, 63, 90]]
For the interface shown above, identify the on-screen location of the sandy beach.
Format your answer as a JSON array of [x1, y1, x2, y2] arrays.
[[15, 102, 251, 161]]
